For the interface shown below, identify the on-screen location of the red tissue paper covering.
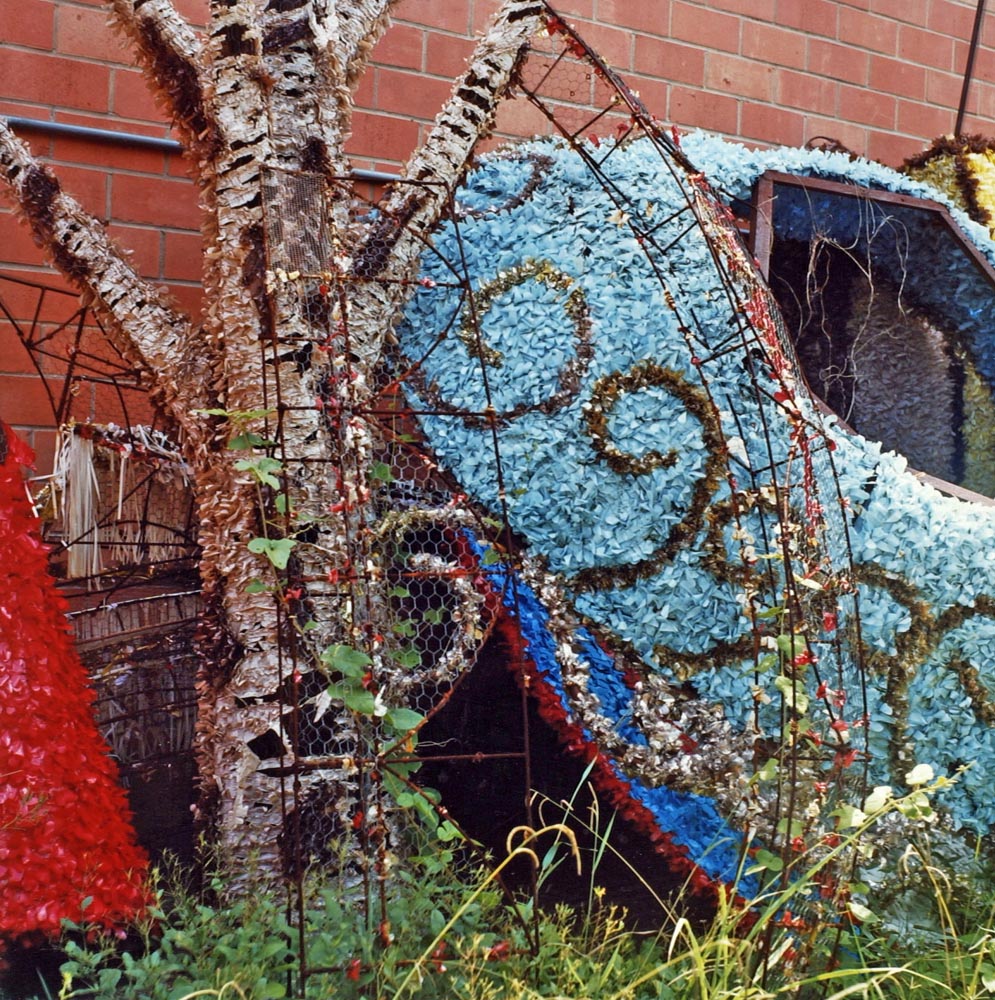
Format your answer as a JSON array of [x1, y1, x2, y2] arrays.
[[0, 423, 148, 943]]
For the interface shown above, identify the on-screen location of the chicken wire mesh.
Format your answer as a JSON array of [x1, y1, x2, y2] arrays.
[[0, 6, 880, 992], [249, 7, 872, 993]]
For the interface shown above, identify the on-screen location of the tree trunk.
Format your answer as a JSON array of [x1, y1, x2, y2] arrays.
[[1, 0, 545, 884]]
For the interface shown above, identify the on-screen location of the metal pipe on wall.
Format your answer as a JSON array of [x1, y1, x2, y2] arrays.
[[3, 116, 401, 184]]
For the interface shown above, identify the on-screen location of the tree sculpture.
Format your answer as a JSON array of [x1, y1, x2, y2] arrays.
[[0, 0, 547, 882]]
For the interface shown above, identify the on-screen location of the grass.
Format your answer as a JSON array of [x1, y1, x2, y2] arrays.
[[4, 779, 995, 1000]]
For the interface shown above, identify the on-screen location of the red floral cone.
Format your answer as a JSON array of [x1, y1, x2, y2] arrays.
[[0, 422, 148, 941]]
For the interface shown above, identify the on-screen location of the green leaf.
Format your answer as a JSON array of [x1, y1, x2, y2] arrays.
[[385, 707, 423, 733], [245, 578, 268, 594], [343, 687, 377, 716], [481, 547, 501, 566], [755, 758, 778, 783], [274, 493, 293, 514], [370, 461, 394, 483], [247, 536, 297, 570], [392, 619, 416, 637], [393, 647, 422, 668], [320, 644, 373, 676], [833, 802, 867, 829], [422, 607, 446, 625], [436, 820, 461, 842], [229, 430, 275, 450], [381, 771, 407, 801], [753, 848, 784, 873], [389, 586, 411, 599], [773, 674, 809, 714], [235, 456, 284, 489]]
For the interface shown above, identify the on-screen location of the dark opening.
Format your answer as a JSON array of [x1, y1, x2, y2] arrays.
[[753, 172, 995, 498]]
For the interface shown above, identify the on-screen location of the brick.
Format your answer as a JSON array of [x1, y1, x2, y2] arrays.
[[0, 265, 77, 310], [0, 323, 38, 375], [705, 54, 776, 103], [740, 103, 806, 147], [838, 84, 896, 128], [26, 427, 58, 476], [56, 5, 130, 63], [0, 119, 54, 159], [669, 85, 739, 135], [162, 231, 202, 283], [110, 173, 200, 229], [0, 373, 61, 424], [1, 0, 55, 50], [866, 129, 928, 166], [491, 95, 557, 140], [172, 0, 207, 28], [672, 3, 740, 54], [0, 212, 52, 267], [165, 282, 204, 321], [869, 0, 928, 26], [925, 68, 963, 110], [112, 67, 167, 124], [777, 70, 838, 115], [802, 116, 868, 157], [0, 50, 111, 113], [898, 25, 956, 72], [576, 21, 633, 70], [776, 0, 837, 38], [374, 68, 453, 120], [346, 111, 421, 163], [0, 99, 51, 121], [374, 23, 424, 72], [50, 163, 109, 218], [167, 151, 198, 179], [631, 77, 672, 120], [869, 55, 926, 101], [967, 46, 995, 90], [107, 223, 162, 279], [707, 0, 775, 19], [808, 39, 869, 85], [596, 0, 670, 38], [547, 0, 595, 17], [634, 35, 705, 86], [928, 0, 977, 41], [469, 0, 503, 33], [395, 0, 470, 34], [742, 22, 807, 71], [838, 8, 899, 55], [959, 85, 995, 132], [352, 65, 377, 111], [424, 31, 476, 79], [896, 98, 958, 141], [49, 128, 169, 175]]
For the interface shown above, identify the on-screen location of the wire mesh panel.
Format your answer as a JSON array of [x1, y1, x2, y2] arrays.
[[234, 9, 887, 994]]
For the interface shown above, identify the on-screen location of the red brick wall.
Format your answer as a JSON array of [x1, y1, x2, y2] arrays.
[[3, 0, 994, 468]]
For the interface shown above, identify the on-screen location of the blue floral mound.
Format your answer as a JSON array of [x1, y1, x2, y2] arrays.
[[398, 133, 995, 867]]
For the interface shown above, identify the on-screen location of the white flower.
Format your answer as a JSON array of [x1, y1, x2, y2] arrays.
[[863, 785, 893, 813], [905, 763, 935, 787]]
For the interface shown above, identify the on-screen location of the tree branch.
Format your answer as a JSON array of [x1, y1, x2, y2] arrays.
[[107, 0, 221, 158], [0, 121, 214, 439], [336, 0, 400, 88], [347, 0, 545, 361]]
